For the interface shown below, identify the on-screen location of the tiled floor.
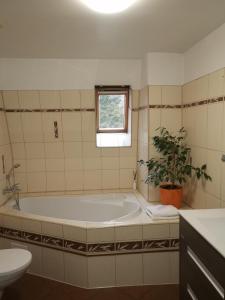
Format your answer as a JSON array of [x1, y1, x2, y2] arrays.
[[2, 274, 179, 300]]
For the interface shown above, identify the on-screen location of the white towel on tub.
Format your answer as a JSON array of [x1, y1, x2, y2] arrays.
[[145, 204, 179, 220]]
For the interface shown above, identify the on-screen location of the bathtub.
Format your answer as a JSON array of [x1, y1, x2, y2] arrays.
[[0, 191, 179, 289], [15, 193, 142, 223]]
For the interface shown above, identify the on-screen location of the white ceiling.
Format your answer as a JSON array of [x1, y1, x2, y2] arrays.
[[1, 0, 225, 59]]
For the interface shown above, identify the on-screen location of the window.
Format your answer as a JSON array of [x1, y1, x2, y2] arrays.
[[96, 86, 129, 133]]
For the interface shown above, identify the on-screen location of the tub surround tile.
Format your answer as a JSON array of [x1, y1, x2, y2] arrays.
[[42, 221, 63, 238], [87, 227, 115, 243], [63, 224, 87, 243], [116, 254, 143, 286], [88, 255, 116, 288], [42, 247, 65, 282], [21, 218, 42, 234], [143, 252, 171, 285], [115, 225, 142, 242], [143, 224, 170, 240], [64, 252, 88, 288], [0, 223, 179, 256]]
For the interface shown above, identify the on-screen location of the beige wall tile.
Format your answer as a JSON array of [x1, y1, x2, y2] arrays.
[[27, 159, 45, 172], [64, 158, 83, 170], [205, 150, 221, 199], [12, 143, 26, 160], [25, 142, 45, 159], [207, 102, 223, 151], [65, 171, 83, 190], [83, 157, 101, 170], [6, 113, 23, 143], [62, 112, 82, 141], [18, 91, 40, 109], [83, 142, 101, 157], [46, 171, 65, 191], [193, 105, 207, 148], [80, 90, 95, 108], [101, 147, 119, 157], [149, 109, 161, 137], [209, 68, 225, 98], [102, 170, 119, 189], [46, 158, 64, 172], [39, 91, 61, 109], [64, 142, 82, 158], [27, 172, 46, 192], [119, 156, 136, 169], [161, 109, 182, 134], [119, 168, 133, 189], [45, 142, 64, 158], [102, 157, 119, 169], [162, 86, 181, 105], [60, 90, 81, 109], [131, 90, 139, 109], [82, 112, 95, 142], [84, 170, 101, 190], [148, 86, 161, 105], [2, 91, 19, 109], [21, 112, 43, 142]]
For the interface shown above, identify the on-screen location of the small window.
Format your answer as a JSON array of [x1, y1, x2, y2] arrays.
[[95, 86, 129, 133]]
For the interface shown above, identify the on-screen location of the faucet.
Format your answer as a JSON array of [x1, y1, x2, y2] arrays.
[[3, 164, 21, 209]]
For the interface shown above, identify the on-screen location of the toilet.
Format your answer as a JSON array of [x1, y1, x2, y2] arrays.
[[0, 249, 32, 299]]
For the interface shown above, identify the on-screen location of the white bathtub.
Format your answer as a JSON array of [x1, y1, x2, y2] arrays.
[[15, 193, 142, 223]]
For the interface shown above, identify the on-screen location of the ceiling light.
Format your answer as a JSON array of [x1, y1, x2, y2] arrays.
[[80, 0, 138, 14]]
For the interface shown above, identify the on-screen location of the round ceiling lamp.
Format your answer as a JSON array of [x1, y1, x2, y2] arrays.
[[80, 0, 138, 14]]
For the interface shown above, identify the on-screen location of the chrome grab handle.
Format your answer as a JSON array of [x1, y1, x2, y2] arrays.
[[187, 284, 198, 300], [187, 246, 224, 299]]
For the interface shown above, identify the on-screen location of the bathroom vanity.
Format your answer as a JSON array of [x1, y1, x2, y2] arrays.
[[179, 209, 225, 300]]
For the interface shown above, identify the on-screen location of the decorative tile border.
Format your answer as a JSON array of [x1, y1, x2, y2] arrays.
[[0, 225, 179, 256], [5, 108, 96, 113], [134, 96, 225, 111]]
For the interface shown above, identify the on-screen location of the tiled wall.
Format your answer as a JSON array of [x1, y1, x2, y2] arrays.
[[183, 68, 225, 209], [137, 85, 182, 202], [0, 93, 12, 205], [1, 90, 139, 194]]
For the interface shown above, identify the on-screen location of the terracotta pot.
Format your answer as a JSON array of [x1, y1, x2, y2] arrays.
[[159, 184, 183, 209]]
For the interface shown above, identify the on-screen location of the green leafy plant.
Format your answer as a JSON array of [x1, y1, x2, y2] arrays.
[[139, 127, 212, 189]]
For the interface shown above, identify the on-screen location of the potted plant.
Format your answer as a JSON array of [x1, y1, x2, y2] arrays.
[[138, 127, 211, 208]]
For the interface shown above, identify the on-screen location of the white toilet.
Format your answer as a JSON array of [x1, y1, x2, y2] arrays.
[[0, 248, 32, 299]]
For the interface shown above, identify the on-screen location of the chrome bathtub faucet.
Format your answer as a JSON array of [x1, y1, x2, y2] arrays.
[[3, 164, 21, 209]]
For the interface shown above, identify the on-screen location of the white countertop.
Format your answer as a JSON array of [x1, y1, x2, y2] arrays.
[[179, 208, 225, 259]]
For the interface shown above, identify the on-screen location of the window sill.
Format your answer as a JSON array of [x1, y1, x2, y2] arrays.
[[96, 133, 131, 148]]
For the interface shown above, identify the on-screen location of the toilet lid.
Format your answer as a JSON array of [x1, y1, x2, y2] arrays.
[[0, 249, 32, 276]]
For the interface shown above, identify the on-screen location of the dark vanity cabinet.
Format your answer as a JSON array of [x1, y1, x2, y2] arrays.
[[180, 217, 225, 300]]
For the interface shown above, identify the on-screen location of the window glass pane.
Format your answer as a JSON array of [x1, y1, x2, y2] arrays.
[[99, 94, 125, 129]]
